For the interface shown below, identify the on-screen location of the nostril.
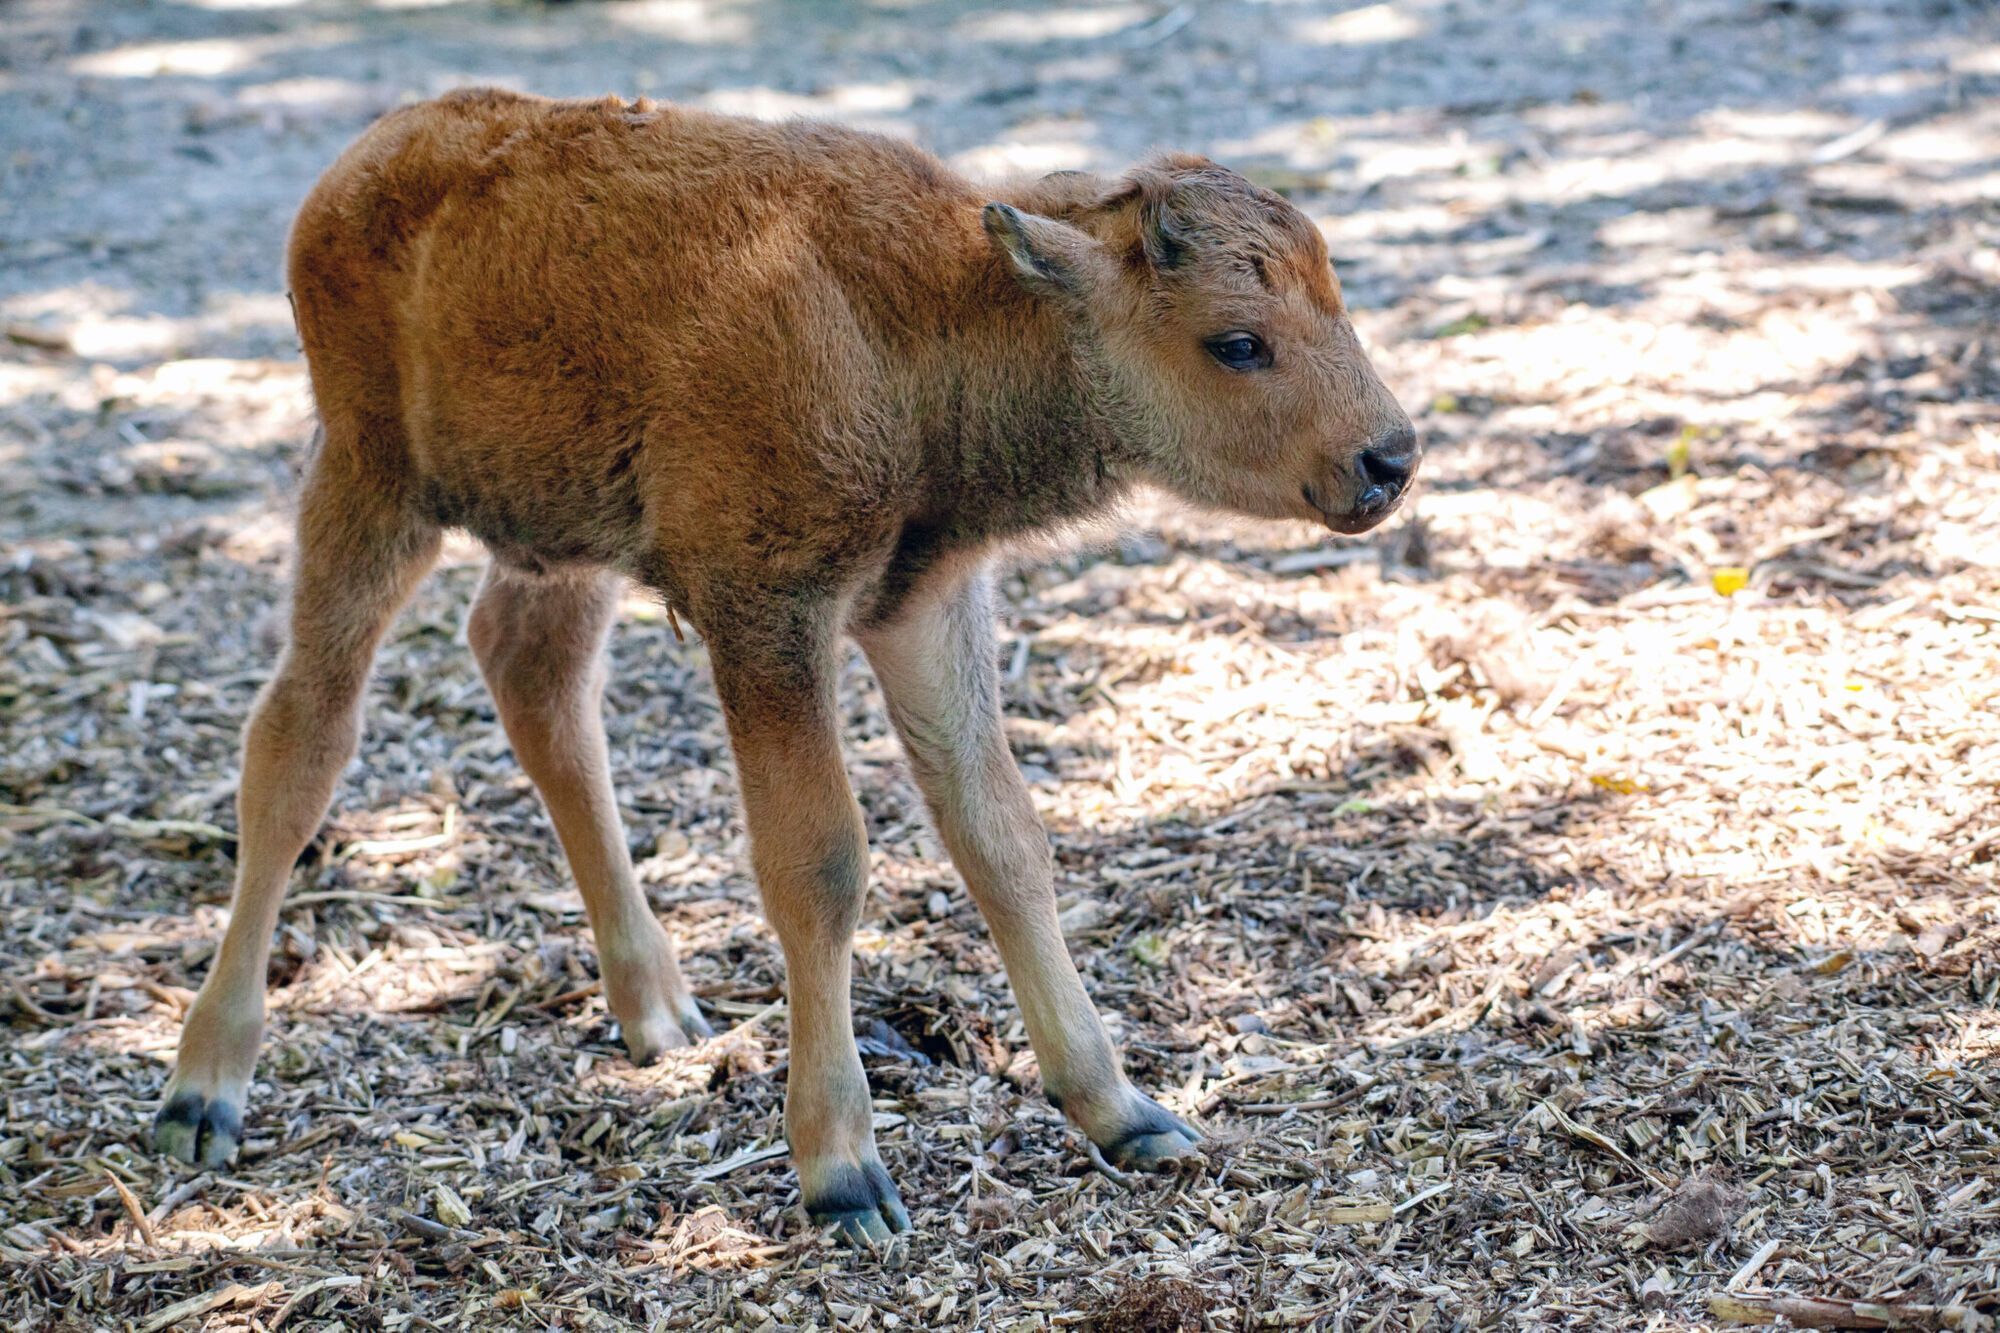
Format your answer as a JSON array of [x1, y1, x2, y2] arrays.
[[1358, 450, 1404, 487], [1359, 426, 1418, 490]]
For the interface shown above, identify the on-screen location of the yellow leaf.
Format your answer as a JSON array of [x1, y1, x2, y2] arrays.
[[1710, 566, 1750, 597], [1589, 775, 1648, 795], [1667, 426, 1696, 479]]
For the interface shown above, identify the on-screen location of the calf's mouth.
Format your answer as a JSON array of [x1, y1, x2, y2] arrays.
[[1304, 482, 1405, 536]]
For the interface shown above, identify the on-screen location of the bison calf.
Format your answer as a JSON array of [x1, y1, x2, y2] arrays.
[[154, 89, 1417, 1242]]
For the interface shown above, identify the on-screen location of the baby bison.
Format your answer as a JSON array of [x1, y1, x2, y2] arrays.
[[155, 89, 1417, 1241]]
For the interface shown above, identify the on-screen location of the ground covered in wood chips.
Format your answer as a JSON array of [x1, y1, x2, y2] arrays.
[[4, 0, 1999, 1328]]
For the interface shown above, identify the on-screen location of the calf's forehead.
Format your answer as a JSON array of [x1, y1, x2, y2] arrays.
[[1200, 245, 1347, 332], [1194, 192, 1344, 314], [1266, 221, 1344, 315]]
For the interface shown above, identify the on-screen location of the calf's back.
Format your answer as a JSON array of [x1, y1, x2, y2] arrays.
[[288, 88, 1007, 588]]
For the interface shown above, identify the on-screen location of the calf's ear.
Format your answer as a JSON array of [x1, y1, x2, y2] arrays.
[[982, 202, 1099, 301]]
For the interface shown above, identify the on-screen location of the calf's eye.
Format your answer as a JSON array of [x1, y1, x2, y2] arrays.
[[1205, 332, 1270, 371]]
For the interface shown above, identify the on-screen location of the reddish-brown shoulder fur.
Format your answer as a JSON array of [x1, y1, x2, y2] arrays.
[[288, 90, 1087, 614]]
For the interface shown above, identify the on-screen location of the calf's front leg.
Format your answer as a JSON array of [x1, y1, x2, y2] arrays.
[[707, 602, 909, 1243], [858, 571, 1199, 1170]]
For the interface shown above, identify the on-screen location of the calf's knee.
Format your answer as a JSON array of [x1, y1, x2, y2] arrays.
[[755, 819, 870, 945]]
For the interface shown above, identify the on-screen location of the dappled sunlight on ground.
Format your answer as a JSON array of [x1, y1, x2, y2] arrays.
[[4, 0, 1998, 1327]]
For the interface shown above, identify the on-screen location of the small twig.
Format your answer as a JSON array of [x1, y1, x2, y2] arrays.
[[1269, 545, 1377, 575], [286, 889, 463, 910], [1394, 1183, 1451, 1216], [268, 1275, 364, 1332], [1708, 1290, 1986, 1330], [1617, 919, 1727, 981], [107, 815, 235, 843], [0, 803, 97, 825], [1543, 1100, 1676, 1191], [3, 322, 71, 352], [389, 1208, 478, 1243], [1729, 1237, 1783, 1290], [137, 1283, 282, 1333], [240, 1118, 350, 1164], [721, 997, 785, 1038], [1809, 118, 1888, 166], [335, 806, 457, 860], [688, 1143, 788, 1183], [530, 980, 602, 1011], [1195, 1059, 1342, 1113], [1233, 1085, 1371, 1116], [6, 978, 59, 1024], [1524, 653, 1590, 728], [146, 1177, 205, 1225], [103, 1168, 157, 1248], [1128, 3, 1194, 46]]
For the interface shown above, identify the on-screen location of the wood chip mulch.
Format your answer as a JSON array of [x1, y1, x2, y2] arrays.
[[4, 0, 1999, 1328]]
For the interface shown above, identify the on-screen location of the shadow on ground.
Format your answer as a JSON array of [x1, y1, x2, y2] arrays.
[[3, 0, 1998, 1328]]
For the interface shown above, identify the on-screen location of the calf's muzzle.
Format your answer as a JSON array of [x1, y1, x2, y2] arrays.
[[1355, 422, 1419, 514]]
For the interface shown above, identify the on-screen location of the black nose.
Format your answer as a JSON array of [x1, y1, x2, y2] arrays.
[[1359, 425, 1418, 492]]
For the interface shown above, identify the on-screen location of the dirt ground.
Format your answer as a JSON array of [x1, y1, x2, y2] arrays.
[[4, 0, 1999, 1329]]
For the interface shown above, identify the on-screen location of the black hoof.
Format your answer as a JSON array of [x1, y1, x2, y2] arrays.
[[804, 1159, 911, 1245], [154, 1091, 242, 1168], [681, 1003, 716, 1041], [1097, 1094, 1201, 1172]]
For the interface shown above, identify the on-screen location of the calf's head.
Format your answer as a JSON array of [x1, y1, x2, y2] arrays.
[[984, 156, 1416, 534]]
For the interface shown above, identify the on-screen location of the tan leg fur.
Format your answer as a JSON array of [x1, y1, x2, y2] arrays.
[[858, 570, 1198, 1169], [155, 459, 439, 1165], [467, 563, 711, 1060]]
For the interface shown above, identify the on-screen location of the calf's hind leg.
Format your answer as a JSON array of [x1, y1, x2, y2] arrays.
[[467, 563, 709, 1060], [156, 473, 439, 1166]]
